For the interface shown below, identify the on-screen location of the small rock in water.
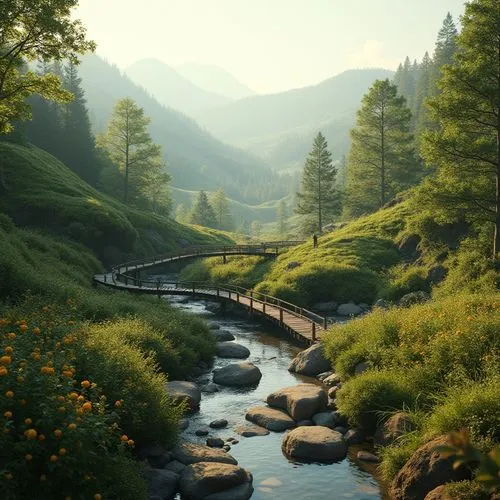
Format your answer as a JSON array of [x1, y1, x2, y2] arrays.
[[344, 428, 365, 446], [316, 371, 333, 381], [206, 437, 225, 448], [357, 451, 380, 463], [223, 444, 231, 452], [214, 330, 235, 341], [260, 477, 283, 487], [195, 429, 209, 436], [234, 424, 270, 437], [333, 426, 347, 435], [312, 411, 336, 429], [164, 460, 186, 474], [202, 382, 219, 393], [208, 322, 220, 330], [179, 418, 189, 431], [210, 419, 228, 429]]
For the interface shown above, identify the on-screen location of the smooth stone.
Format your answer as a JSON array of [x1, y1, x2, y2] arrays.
[[179, 462, 253, 500], [328, 386, 339, 399], [214, 330, 235, 342], [216, 342, 250, 359], [282, 427, 347, 462], [323, 373, 341, 387], [331, 411, 348, 427], [208, 323, 221, 330], [210, 419, 228, 429], [143, 468, 179, 500], [207, 438, 225, 448], [259, 477, 282, 487], [213, 363, 262, 386], [202, 383, 220, 393], [288, 343, 331, 377], [344, 428, 365, 446], [374, 412, 416, 447], [223, 445, 231, 452], [316, 371, 333, 381], [312, 411, 336, 429], [166, 381, 201, 413], [357, 451, 380, 462], [267, 384, 328, 421], [297, 420, 314, 427], [333, 426, 347, 435], [234, 424, 270, 437], [164, 460, 186, 474], [196, 429, 209, 437], [173, 442, 237, 465], [245, 406, 296, 432]]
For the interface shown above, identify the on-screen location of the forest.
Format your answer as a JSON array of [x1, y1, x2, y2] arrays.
[[0, 1, 498, 499]]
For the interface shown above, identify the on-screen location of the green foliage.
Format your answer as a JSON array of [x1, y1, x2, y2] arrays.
[[442, 481, 489, 500], [210, 188, 233, 231], [380, 265, 430, 302], [0, 0, 95, 135], [345, 79, 419, 217], [189, 190, 217, 228], [295, 132, 341, 232]]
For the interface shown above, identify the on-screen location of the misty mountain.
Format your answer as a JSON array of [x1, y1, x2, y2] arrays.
[[175, 62, 256, 100], [125, 58, 231, 114], [195, 68, 394, 168], [78, 54, 288, 204]]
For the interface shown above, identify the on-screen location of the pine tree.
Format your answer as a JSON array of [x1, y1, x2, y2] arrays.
[[276, 200, 288, 238], [295, 132, 340, 233], [414, 51, 432, 134], [419, 0, 500, 258], [210, 188, 233, 231], [189, 191, 217, 228], [345, 79, 418, 217], [97, 98, 162, 205], [175, 204, 190, 224]]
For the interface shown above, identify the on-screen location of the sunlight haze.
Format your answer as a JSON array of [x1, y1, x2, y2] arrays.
[[74, 0, 466, 93]]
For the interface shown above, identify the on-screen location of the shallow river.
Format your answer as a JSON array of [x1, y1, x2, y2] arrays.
[[167, 296, 386, 500]]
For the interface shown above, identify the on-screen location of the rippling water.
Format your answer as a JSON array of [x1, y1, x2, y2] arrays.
[[167, 295, 387, 500]]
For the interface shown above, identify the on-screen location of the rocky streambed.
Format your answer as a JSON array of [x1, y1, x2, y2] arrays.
[[143, 297, 385, 499]]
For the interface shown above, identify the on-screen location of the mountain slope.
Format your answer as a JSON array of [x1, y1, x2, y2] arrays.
[[175, 62, 256, 100], [125, 58, 230, 113], [78, 54, 286, 204]]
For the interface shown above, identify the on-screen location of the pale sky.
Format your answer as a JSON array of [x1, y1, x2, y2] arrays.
[[74, 0, 466, 94]]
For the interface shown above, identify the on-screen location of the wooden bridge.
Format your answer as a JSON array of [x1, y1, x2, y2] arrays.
[[93, 242, 327, 345]]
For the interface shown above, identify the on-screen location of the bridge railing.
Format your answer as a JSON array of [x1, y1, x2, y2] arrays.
[[112, 241, 304, 273], [111, 272, 326, 341]]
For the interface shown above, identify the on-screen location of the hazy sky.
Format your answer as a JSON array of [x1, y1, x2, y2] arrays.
[[74, 0, 466, 94]]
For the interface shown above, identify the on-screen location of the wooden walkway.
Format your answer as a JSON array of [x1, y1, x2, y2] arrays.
[[93, 242, 327, 345]]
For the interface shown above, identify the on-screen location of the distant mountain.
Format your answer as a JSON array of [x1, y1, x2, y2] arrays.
[[175, 63, 256, 100], [125, 58, 231, 114], [79, 54, 289, 204], [195, 68, 394, 169]]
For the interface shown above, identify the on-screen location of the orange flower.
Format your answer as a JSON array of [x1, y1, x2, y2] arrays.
[[19, 324, 28, 332], [24, 418, 32, 425], [0, 356, 12, 365], [16, 376, 24, 382], [59, 448, 67, 456], [24, 428, 37, 440], [120, 434, 128, 442], [4, 411, 12, 419], [94, 495, 102, 500], [69, 392, 79, 400], [5, 390, 14, 398], [38, 434, 46, 442], [57, 395, 65, 402], [33, 327, 41, 335], [4, 346, 13, 354], [7, 332, 16, 340], [68, 423, 77, 430], [0, 367, 8, 376], [25, 454, 33, 461], [54, 429, 62, 438], [114, 400, 122, 408], [49, 455, 58, 462], [127, 439, 135, 447], [82, 402, 92, 412], [81, 380, 91, 389], [62, 370, 73, 378]]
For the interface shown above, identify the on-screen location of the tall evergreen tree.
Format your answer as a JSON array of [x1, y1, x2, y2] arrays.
[[97, 98, 162, 205], [210, 188, 233, 231], [189, 191, 217, 228], [175, 203, 190, 224], [419, 0, 500, 259], [414, 51, 432, 133], [276, 199, 288, 238], [345, 79, 418, 217], [295, 132, 340, 233]]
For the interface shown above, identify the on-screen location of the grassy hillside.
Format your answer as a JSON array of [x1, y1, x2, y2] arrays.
[[0, 142, 233, 264]]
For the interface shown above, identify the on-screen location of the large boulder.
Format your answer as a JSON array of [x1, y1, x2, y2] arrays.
[[179, 462, 253, 500], [390, 436, 471, 500], [266, 384, 328, 421], [213, 330, 235, 342], [216, 342, 250, 359], [143, 468, 180, 500], [399, 291, 430, 308], [398, 233, 421, 261], [172, 442, 238, 466], [288, 343, 331, 377], [166, 381, 201, 413], [312, 411, 336, 429], [233, 424, 270, 437], [245, 406, 296, 432], [337, 303, 363, 316], [282, 427, 347, 462], [374, 412, 416, 447], [212, 363, 262, 386]]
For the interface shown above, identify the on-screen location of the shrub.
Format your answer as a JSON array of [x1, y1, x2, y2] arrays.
[[380, 265, 430, 302], [442, 481, 489, 500]]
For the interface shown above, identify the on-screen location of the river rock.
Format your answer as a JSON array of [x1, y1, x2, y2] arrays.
[[208, 322, 221, 330], [210, 419, 228, 429], [297, 420, 314, 426], [245, 406, 296, 432], [328, 386, 339, 399], [312, 301, 338, 313], [143, 468, 179, 500], [202, 383, 220, 393], [216, 342, 250, 359], [344, 428, 365, 446], [323, 373, 341, 387], [390, 436, 471, 500], [357, 451, 380, 462], [424, 485, 452, 500], [399, 291, 430, 308], [165, 460, 186, 474], [214, 330, 235, 342], [167, 381, 201, 413], [288, 343, 331, 377], [282, 427, 347, 462], [179, 462, 253, 500], [234, 424, 270, 437], [267, 384, 327, 421], [173, 442, 238, 465], [213, 363, 262, 386], [374, 299, 389, 309], [333, 426, 347, 435], [196, 429, 209, 437], [316, 371, 333, 381], [331, 411, 348, 427], [207, 438, 225, 448], [312, 411, 336, 429], [337, 303, 363, 316], [374, 412, 416, 447]]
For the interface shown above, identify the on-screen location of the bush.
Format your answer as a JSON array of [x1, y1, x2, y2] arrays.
[[335, 370, 419, 433], [380, 265, 430, 302], [442, 480, 489, 500], [0, 304, 147, 499]]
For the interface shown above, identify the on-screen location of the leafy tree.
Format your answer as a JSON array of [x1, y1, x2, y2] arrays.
[[345, 79, 418, 217], [0, 0, 95, 135], [189, 191, 216, 228], [210, 188, 233, 231], [250, 220, 263, 239], [97, 98, 162, 205], [419, 0, 500, 258], [175, 203, 190, 224], [276, 199, 288, 238], [295, 132, 340, 233], [140, 167, 171, 215]]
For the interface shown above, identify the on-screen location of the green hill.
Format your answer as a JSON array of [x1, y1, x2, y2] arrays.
[[0, 142, 233, 263]]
